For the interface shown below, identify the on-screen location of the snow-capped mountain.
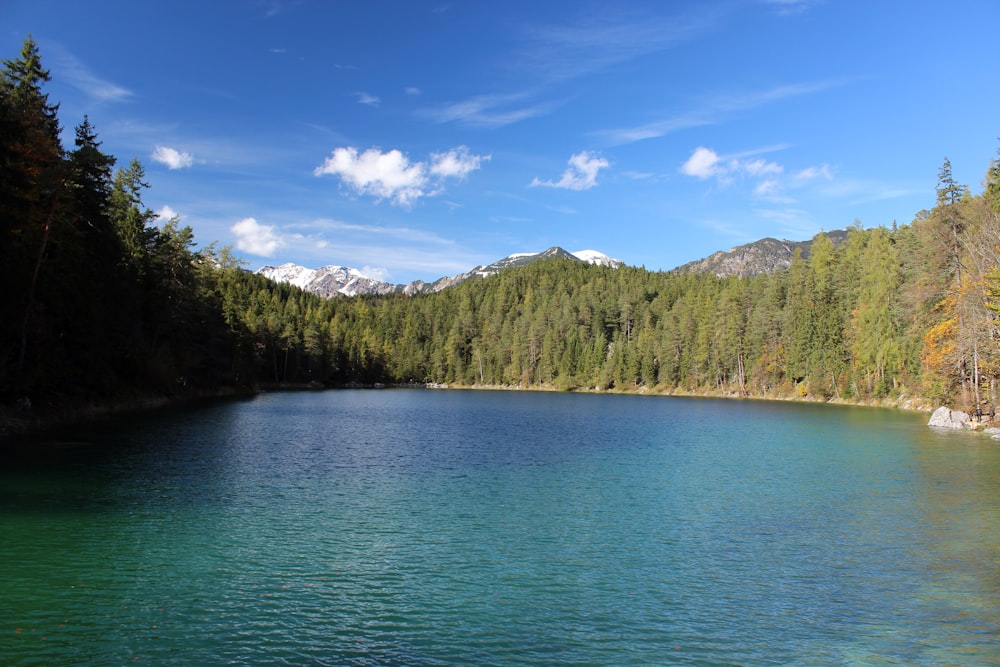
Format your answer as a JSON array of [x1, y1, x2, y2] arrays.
[[571, 249, 622, 267], [255, 263, 399, 298], [257, 247, 623, 298]]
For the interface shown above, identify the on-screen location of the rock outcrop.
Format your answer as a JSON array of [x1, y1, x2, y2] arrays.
[[927, 406, 970, 429]]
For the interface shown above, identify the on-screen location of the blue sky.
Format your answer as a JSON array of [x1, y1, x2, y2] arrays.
[[4, 1, 999, 284]]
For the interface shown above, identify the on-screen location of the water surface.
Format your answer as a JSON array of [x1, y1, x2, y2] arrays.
[[2, 390, 998, 665]]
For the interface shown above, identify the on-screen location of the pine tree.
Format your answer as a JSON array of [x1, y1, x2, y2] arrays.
[[109, 158, 157, 273], [0, 36, 66, 383], [849, 227, 902, 396], [985, 141, 1000, 213], [936, 157, 966, 284]]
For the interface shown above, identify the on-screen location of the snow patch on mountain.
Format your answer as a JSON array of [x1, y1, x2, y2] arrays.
[[257, 246, 623, 299], [572, 249, 622, 267], [257, 263, 397, 297], [260, 263, 317, 289]]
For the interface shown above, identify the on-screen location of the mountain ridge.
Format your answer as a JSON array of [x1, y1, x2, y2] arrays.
[[257, 230, 849, 298], [257, 247, 623, 298], [674, 229, 848, 278]]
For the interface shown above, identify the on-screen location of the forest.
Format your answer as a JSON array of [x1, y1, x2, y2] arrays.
[[3, 37, 1000, 427]]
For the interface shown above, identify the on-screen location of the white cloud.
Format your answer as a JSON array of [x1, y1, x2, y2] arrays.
[[314, 148, 428, 206], [794, 164, 833, 181], [430, 146, 490, 179], [754, 163, 833, 202], [753, 179, 796, 203], [744, 159, 783, 177], [360, 265, 390, 282], [231, 217, 284, 256], [531, 151, 609, 191], [156, 205, 179, 222], [151, 145, 194, 170], [681, 146, 722, 179], [680, 146, 783, 184], [314, 146, 488, 206], [355, 92, 380, 107], [753, 179, 780, 196], [405, 86, 422, 96]]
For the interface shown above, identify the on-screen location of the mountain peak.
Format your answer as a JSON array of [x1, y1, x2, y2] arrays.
[[676, 230, 848, 278], [256, 246, 622, 298], [572, 249, 621, 267]]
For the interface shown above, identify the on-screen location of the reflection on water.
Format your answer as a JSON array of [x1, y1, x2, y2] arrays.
[[1, 390, 999, 665]]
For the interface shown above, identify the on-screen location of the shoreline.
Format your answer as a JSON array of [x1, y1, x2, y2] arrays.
[[1, 380, 936, 445], [0, 386, 257, 442], [425, 381, 935, 414]]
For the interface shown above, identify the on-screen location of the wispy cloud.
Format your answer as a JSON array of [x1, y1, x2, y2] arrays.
[[151, 145, 194, 169], [49, 45, 132, 102], [598, 79, 847, 145], [753, 207, 817, 238], [531, 151, 610, 191], [313, 145, 489, 206], [420, 7, 718, 130], [354, 91, 380, 107], [813, 178, 917, 204], [293, 218, 458, 247], [270, 218, 479, 279], [419, 91, 557, 128], [763, 0, 824, 17], [600, 116, 713, 145], [517, 6, 721, 82], [621, 170, 657, 181], [680, 145, 834, 205], [111, 123, 298, 168], [680, 146, 782, 183], [708, 80, 846, 113], [696, 218, 758, 241]]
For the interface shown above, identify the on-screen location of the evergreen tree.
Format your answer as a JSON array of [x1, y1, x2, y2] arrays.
[[849, 227, 902, 396], [0, 36, 65, 384]]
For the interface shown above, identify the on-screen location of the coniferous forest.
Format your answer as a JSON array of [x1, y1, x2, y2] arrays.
[[4, 37, 1000, 428]]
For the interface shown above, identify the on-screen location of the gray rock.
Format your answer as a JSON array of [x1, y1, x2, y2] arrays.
[[927, 406, 970, 429]]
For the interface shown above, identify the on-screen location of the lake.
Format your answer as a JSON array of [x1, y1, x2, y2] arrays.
[[1, 389, 999, 665]]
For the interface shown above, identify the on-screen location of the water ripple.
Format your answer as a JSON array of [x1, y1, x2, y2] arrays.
[[2, 391, 999, 665]]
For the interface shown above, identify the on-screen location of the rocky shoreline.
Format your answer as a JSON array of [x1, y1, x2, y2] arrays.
[[927, 405, 1000, 438]]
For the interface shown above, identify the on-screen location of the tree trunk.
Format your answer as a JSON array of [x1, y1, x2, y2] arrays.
[[17, 197, 57, 373]]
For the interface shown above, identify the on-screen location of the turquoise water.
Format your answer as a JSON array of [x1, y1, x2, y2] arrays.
[[1, 390, 999, 665]]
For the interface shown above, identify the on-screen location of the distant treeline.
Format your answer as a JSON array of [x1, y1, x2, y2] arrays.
[[4, 37, 1000, 415]]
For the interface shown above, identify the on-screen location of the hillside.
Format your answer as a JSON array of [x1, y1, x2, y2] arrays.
[[676, 229, 848, 277]]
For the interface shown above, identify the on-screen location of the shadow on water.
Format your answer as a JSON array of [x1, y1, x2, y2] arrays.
[[0, 394, 258, 516]]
